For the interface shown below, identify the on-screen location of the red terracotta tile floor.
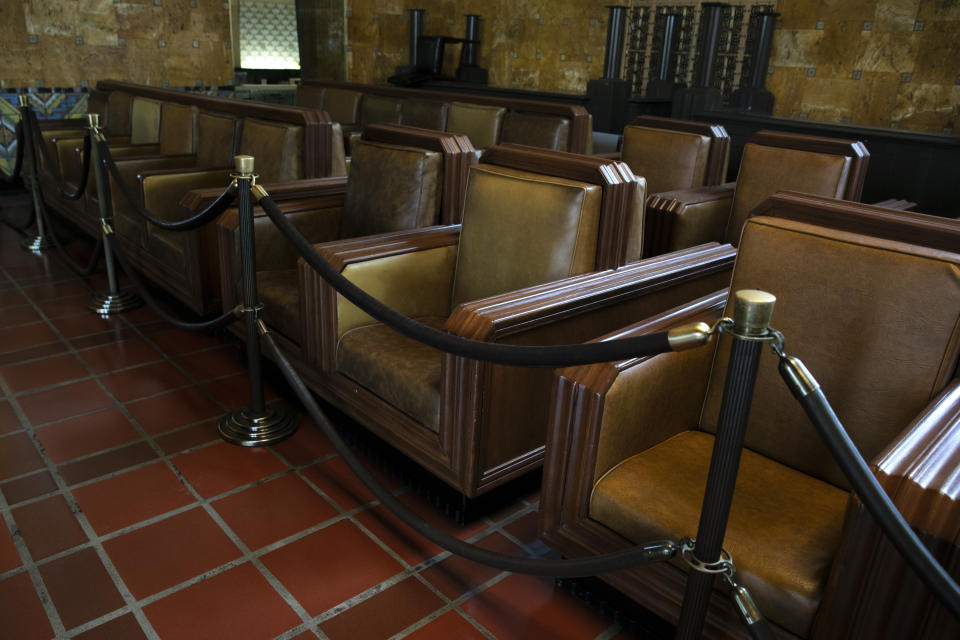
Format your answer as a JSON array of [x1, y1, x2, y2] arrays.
[[0, 218, 659, 638]]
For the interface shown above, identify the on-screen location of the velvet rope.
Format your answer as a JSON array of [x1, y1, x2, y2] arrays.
[[263, 328, 679, 576], [97, 139, 236, 232], [26, 109, 90, 201], [110, 236, 239, 331], [781, 357, 960, 621], [259, 194, 675, 368]]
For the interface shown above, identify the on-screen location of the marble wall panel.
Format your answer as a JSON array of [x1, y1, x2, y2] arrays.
[[2, 0, 232, 89]]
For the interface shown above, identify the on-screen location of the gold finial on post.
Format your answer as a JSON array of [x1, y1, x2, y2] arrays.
[[732, 289, 776, 336], [234, 155, 254, 177]]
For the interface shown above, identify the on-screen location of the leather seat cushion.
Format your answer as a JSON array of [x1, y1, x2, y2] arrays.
[[590, 430, 849, 637], [196, 113, 237, 168], [340, 140, 443, 238], [258, 270, 301, 342], [621, 126, 710, 194], [323, 88, 362, 124], [159, 102, 196, 155], [360, 95, 403, 126], [446, 102, 506, 149], [130, 97, 161, 144], [337, 316, 447, 431], [500, 112, 570, 151], [451, 164, 601, 307]]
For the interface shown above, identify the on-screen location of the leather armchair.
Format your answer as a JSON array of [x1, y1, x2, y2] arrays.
[[644, 131, 869, 256], [446, 101, 506, 149], [299, 144, 737, 497], [214, 124, 477, 355], [539, 195, 960, 639]]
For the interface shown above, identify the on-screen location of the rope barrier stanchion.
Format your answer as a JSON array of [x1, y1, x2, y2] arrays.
[[87, 113, 143, 315], [26, 107, 91, 201], [676, 290, 776, 640], [18, 95, 54, 252], [218, 155, 298, 447]]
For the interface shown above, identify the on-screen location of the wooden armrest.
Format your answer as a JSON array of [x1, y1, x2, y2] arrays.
[[447, 243, 735, 341], [550, 290, 729, 488], [645, 182, 736, 256], [301, 225, 461, 368], [180, 176, 348, 215], [873, 379, 960, 540]]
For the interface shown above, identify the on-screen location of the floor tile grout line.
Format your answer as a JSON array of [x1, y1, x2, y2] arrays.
[[0, 262, 169, 640]]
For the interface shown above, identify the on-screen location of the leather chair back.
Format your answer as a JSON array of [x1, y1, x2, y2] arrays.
[[104, 91, 132, 138], [339, 139, 443, 238], [723, 132, 867, 244], [500, 112, 571, 151], [450, 164, 602, 308], [621, 125, 711, 194], [129, 97, 161, 144], [701, 215, 960, 488], [295, 84, 325, 108], [359, 95, 403, 127], [237, 117, 304, 183], [195, 112, 237, 168], [401, 99, 449, 130], [322, 88, 362, 125], [158, 102, 197, 155], [446, 102, 506, 149]]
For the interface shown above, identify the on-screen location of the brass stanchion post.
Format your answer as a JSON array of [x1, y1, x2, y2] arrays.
[[86, 113, 143, 315], [18, 94, 54, 252], [218, 155, 297, 446], [675, 290, 775, 639]]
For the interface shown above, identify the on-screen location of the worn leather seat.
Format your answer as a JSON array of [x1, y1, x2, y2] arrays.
[[540, 197, 960, 638], [446, 101, 506, 149], [500, 111, 570, 151], [217, 125, 476, 351], [643, 131, 868, 256], [301, 144, 739, 497]]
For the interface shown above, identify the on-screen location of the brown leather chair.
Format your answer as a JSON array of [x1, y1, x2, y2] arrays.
[[216, 124, 477, 358], [446, 101, 506, 149], [540, 194, 960, 639], [298, 144, 738, 497], [620, 115, 730, 195], [644, 131, 869, 256]]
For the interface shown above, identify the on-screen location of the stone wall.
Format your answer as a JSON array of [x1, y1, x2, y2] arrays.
[[0, 0, 233, 89]]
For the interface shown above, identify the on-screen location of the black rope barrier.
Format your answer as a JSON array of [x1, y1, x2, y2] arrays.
[[98, 139, 236, 232], [258, 194, 674, 368], [110, 236, 238, 331], [26, 109, 90, 201], [262, 328, 680, 576], [35, 199, 103, 276], [780, 354, 960, 622]]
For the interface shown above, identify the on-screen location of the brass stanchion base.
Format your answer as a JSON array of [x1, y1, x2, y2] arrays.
[[87, 290, 143, 315], [218, 405, 298, 447], [21, 235, 55, 251]]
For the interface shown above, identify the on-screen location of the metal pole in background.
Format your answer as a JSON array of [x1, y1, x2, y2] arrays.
[[602, 6, 629, 80], [18, 94, 54, 252], [675, 290, 775, 639], [218, 155, 297, 447], [86, 113, 143, 315]]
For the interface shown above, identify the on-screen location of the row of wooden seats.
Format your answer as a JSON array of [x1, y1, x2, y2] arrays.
[[32, 80, 347, 315], [294, 80, 593, 155]]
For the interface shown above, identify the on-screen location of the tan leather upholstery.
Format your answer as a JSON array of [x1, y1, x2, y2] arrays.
[[500, 112, 570, 151], [450, 165, 601, 307], [323, 88, 362, 124], [238, 118, 304, 183], [446, 102, 505, 149], [105, 92, 132, 138], [338, 316, 448, 430], [129, 97, 161, 144], [141, 169, 231, 262], [724, 143, 851, 244], [701, 216, 960, 489], [668, 191, 734, 252], [158, 103, 197, 155], [195, 112, 237, 168], [258, 270, 301, 341], [359, 95, 403, 127], [401, 99, 449, 130], [591, 430, 849, 637], [339, 140, 443, 238], [621, 126, 710, 194]]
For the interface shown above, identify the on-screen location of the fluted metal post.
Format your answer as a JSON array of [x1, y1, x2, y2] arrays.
[[602, 6, 629, 80], [218, 155, 297, 447], [676, 290, 775, 639]]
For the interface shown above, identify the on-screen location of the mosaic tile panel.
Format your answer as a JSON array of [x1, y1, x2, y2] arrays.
[[239, 0, 300, 69]]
